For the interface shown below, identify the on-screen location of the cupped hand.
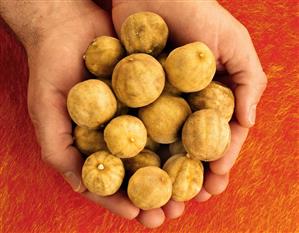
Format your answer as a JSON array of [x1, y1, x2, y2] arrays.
[[112, 0, 267, 227], [26, 0, 267, 228], [26, 1, 140, 220]]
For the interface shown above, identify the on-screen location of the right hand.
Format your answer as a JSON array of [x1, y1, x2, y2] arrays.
[[26, 0, 142, 221]]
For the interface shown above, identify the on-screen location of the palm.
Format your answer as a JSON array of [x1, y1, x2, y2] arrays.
[[27, 3, 140, 220], [30, 8, 113, 92], [111, 0, 266, 226], [27, 0, 266, 228], [110, 0, 231, 192], [28, 5, 110, 152]]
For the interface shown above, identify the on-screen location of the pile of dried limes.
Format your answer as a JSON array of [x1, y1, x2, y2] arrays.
[[67, 12, 234, 210]]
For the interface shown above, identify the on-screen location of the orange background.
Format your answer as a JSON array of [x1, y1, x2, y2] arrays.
[[0, 0, 298, 232]]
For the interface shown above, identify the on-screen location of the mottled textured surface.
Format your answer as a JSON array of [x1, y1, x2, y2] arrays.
[[0, 0, 298, 232], [120, 12, 168, 56], [165, 42, 216, 93], [82, 151, 125, 196], [128, 167, 172, 210], [139, 95, 191, 144], [112, 53, 165, 108], [84, 36, 124, 78], [67, 79, 117, 128], [163, 155, 204, 202]]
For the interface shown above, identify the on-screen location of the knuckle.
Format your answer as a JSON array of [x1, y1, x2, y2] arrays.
[[27, 84, 50, 131], [261, 71, 268, 85], [27, 96, 43, 142], [238, 23, 250, 38], [27, 88, 42, 123], [40, 151, 51, 164], [27, 101, 38, 125], [40, 149, 56, 165], [258, 71, 268, 91]]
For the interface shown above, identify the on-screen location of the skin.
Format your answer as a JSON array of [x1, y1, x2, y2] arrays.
[[82, 150, 125, 196], [182, 109, 231, 161], [84, 36, 125, 78], [163, 154, 204, 202], [112, 53, 165, 108], [74, 126, 107, 155], [187, 81, 235, 122], [127, 166, 172, 210], [104, 115, 147, 158], [120, 12, 168, 56], [0, 0, 267, 228], [165, 42, 216, 92], [139, 95, 191, 144], [145, 136, 160, 152], [169, 140, 186, 155], [123, 149, 161, 174]]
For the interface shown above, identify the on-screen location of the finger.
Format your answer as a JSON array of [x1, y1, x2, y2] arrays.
[[209, 121, 249, 175], [204, 171, 229, 195], [136, 208, 165, 228], [111, 0, 219, 48], [28, 86, 86, 193], [89, 3, 115, 37], [232, 74, 267, 128], [93, 0, 112, 12], [83, 191, 139, 220], [217, 9, 267, 127], [112, 1, 267, 128], [29, 87, 140, 220], [194, 187, 212, 202], [162, 200, 185, 219]]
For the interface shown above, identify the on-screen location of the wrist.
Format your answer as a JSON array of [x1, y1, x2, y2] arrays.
[[0, 1, 93, 50]]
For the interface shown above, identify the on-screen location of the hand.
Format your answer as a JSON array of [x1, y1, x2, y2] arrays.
[[112, 0, 267, 227], [26, 1, 141, 220], [1, 0, 184, 227]]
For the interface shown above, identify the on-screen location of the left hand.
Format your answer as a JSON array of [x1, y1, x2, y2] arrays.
[[111, 0, 267, 227], [26, 0, 141, 221]]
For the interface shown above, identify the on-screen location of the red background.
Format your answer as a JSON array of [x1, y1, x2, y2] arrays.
[[0, 1, 298, 232]]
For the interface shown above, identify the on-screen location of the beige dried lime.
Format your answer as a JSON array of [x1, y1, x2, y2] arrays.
[[139, 95, 191, 143], [157, 146, 173, 165], [163, 81, 182, 96], [182, 109, 231, 161], [157, 52, 168, 68], [145, 136, 160, 151], [123, 149, 161, 174], [97, 78, 128, 116], [112, 53, 165, 107], [120, 12, 169, 56], [82, 150, 125, 196], [67, 79, 117, 129], [169, 140, 186, 155], [104, 115, 147, 158], [165, 42, 216, 92], [116, 101, 129, 116], [127, 166, 172, 210], [97, 78, 112, 87], [158, 52, 181, 96], [74, 126, 106, 155], [163, 154, 204, 201], [188, 81, 235, 122], [84, 36, 125, 78]]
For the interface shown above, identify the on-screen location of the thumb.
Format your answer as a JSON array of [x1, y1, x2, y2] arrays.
[[111, 1, 268, 127], [218, 6, 267, 127], [233, 76, 267, 127], [228, 42, 267, 127], [28, 82, 86, 193]]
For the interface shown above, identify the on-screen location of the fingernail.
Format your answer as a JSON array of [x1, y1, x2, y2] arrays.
[[63, 171, 84, 193], [249, 104, 257, 126]]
